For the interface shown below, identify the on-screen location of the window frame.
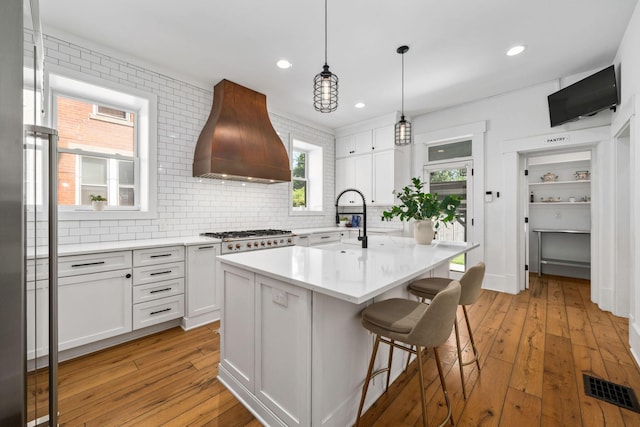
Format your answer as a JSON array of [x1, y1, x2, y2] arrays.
[[292, 148, 309, 208], [289, 136, 324, 215], [55, 92, 140, 210], [46, 65, 157, 220]]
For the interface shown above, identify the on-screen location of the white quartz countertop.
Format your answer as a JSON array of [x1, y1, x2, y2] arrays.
[[291, 226, 402, 235], [30, 235, 221, 258], [218, 236, 479, 304]]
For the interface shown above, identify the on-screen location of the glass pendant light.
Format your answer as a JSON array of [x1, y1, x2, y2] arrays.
[[395, 45, 412, 146], [313, 0, 338, 113]]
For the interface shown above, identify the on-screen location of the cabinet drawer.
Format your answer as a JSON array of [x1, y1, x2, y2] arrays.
[[133, 262, 184, 286], [133, 245, 185, 267], [133, 278, 184, 304], [133, 294, 184, 330], [309, 232, 341, 245], [59, 251, 132, 277]]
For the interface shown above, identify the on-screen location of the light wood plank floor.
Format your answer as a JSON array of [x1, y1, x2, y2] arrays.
[[29, 275, 640, 426]]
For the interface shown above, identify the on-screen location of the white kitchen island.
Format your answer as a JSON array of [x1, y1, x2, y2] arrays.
[[217, 236, 479, 427]]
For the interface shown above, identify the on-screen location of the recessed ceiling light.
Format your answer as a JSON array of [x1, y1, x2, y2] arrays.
[[355, 102, 366, 109], [506, 45, 526, 56], [276, 59, 292, 69]]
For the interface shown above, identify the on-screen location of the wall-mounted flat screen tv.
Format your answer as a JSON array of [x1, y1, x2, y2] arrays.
[[548, 65, 619, 127]]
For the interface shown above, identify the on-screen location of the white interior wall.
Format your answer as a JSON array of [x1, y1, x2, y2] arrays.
[[410, 77, 613, 294], [612, 1, 640, 365]]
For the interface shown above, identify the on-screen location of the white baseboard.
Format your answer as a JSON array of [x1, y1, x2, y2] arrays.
[[218, 364, 286, 427], [629, 315, 640, 368], [181, 310, 220, 330], [598, 286, 614, 315], [483, 273, 519, 294]]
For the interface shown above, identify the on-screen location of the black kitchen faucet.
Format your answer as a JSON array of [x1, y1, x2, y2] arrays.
[[335, 189, 367, 249]]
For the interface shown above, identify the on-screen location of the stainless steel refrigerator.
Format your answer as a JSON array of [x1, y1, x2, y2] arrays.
[[1, 1, 59, 425], [0, 1, 28, 424]]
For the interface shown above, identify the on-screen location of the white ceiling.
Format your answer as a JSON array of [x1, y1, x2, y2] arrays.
[[38, 0, 638, 130]]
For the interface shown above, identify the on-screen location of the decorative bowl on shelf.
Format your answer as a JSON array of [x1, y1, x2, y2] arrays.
[[541, 172, 558, 182], [575, 170, 590, 180]]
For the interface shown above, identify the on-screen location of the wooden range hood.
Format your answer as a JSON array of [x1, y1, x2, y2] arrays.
[[193, 79, 291, 183]]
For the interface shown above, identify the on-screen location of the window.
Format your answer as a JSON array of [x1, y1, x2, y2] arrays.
[[47, 68, 157, 219], [56, 95, 137, 208], [291, 138, 323, 213], [428, 139, 472, 162], [292, 150, 307, 207]]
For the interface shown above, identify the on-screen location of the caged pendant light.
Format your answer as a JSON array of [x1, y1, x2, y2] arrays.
[[313, 0, 338, 113], [395, 45, 412, 146]]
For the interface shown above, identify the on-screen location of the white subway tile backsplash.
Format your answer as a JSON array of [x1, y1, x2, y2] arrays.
[[28, 31, 336, 246]]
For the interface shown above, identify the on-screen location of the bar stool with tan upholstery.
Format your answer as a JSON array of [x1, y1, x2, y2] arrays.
[[407, 262, 486, 399], [355, 280, 461, 427]]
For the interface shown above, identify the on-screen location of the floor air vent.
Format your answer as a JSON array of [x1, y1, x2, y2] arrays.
[[583, 374, 640, 413]]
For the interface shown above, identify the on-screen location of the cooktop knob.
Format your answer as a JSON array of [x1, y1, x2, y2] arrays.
[[235, 243, 241, 249], [246, 243, 252, 248], [287, 238, 292, 243], [254, 241, 259, 247], [267, 240, 272, 245], [227, 244, 233, 250], [273, 241, 278, 245], [261, 241, 265, 246]]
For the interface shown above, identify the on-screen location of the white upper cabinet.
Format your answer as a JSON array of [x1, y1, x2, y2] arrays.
[[373, 126, 395, 151], [335, 118, 409, 207], [336, 130, 373, 158]]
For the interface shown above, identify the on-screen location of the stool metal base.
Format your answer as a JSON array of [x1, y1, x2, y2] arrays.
[[355, 335, 453, 427]]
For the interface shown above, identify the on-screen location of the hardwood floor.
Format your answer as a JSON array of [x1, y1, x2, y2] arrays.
[[29, 275, 640, 426]]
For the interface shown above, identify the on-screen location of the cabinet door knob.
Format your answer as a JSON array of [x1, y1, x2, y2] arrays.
[[125, 273, 132, 279]]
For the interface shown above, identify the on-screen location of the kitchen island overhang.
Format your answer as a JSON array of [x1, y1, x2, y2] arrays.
[[218, 236, 479, 304], [216, 236, 479, 427]]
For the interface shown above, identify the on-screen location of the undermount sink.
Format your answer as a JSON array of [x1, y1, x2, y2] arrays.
[[315, 242, 362, 252]]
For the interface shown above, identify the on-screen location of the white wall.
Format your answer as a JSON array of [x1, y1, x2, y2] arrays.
[[612, 1, 640, 365], [409, 68, 614, 294], [25, 31, 337, 244]]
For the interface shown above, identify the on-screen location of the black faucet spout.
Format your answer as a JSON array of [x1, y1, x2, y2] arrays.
[[335, 188, 367, 249]]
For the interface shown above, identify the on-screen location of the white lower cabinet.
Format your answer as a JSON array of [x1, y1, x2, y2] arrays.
[[132, 246, 185, 330], [255, 275, 311, 426], [183, 243, 221, 329], [132, 294, 184, 330], [220, 265, 311, 427], [58, 268, 133, 351]]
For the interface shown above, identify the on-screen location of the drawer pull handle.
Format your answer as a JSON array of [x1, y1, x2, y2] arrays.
[[150, 270, 172, 276], [126, 273, 132, 279], [299, 236, 308, 239], [71, 261, 105, 267], [197, 246, 214, 250], [321, 236, 331, 239], [150, 287, 172, 294], [150, 253, 172, 258], [150, 308, 172, 315]]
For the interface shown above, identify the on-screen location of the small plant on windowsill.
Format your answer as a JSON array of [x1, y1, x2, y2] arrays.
[[89, 195, 107, 211], [381, 177, 460, 245]]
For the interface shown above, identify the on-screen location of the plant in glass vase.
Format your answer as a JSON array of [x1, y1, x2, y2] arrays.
[[381, 177, 460, 244]]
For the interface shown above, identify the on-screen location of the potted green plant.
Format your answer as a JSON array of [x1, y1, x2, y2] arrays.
[[381, 177, 461, 244], [339, 216, 349, 227], [89, 194, 107, 211]]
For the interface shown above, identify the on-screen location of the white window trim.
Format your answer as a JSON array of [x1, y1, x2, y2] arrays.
[[46, 64, 157, 221], [292, 148, 309, 208], [289, 135, 324, 216]]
